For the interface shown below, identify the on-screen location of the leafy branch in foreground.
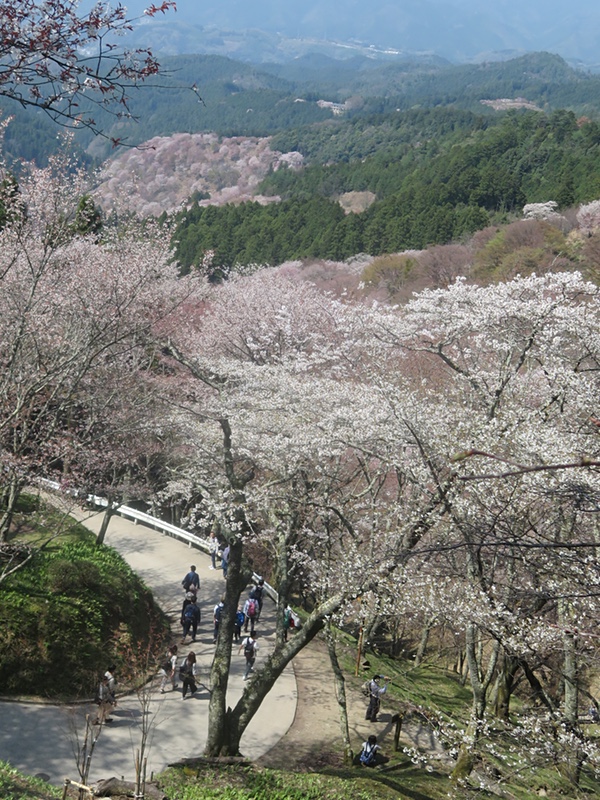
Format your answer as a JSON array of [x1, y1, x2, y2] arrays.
[[0, 1, 177, 143]]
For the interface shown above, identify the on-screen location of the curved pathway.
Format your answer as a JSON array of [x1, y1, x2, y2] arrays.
[[0, 500, 297, 786]]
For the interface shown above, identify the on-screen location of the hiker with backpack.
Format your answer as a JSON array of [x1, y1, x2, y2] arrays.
[[213, 598, 225, 643], [359, 734, 382, 767], [239, 632, 258, 680], [181, 565, 200, 593], [104, 665, 117, 705], [179, 651, 198, 699], [160, 645, 179, 693], [364, 674, 391, 722], [234, 604, 245, 643], [249, 578, 265, 619], [243, 595, 258, 634], [93, 675, 115, 725], [181, 597, 201, 644]]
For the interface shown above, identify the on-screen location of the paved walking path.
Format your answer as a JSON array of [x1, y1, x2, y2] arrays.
[[0, 500, 297, 786]]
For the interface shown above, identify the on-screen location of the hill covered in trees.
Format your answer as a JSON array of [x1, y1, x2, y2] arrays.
[[4, 51, 600, 166], [172, 108, 600, 270]]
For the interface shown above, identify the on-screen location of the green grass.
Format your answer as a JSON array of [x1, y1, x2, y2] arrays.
[[0, 762, 60, 800], [158, 763, 451, 800], [0, 494, 169, 698]]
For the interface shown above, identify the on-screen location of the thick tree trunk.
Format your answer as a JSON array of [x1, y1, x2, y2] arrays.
[[493, 652, 520, 720], [451, 623, 499, 783], [205, 534, 250, 756], [414, 618, 433, 667], [205, 591, 346, 756], [325, 622, 353, 765]]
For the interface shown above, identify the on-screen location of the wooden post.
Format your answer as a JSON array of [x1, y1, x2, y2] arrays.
[[392, 712, 404, 751]]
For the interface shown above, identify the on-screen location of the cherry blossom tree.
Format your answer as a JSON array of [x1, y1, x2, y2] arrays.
[[156, 269, 463, 756], [0, 142, 195, 541], [0, 0, 176, 141], [363, 272, 600, 782]]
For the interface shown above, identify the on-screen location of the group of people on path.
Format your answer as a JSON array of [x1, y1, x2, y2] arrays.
[[159, 645, 200, 699], [157, 566, 269, 700]]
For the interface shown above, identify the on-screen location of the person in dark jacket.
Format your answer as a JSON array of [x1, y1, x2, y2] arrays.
[[181, 598, 200, 643]]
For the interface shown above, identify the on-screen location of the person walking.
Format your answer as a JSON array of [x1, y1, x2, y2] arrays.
[[239, 632, 258, 680], [234, 605, 245, 643], [104, 665, 117, 706], [160, 645, 179, 693], [180, 591, 194, 636], [181, 597, 201, 643], [243, 595, 258, 634], [221, 545, 230, 579], [179, 651, 198, 699], [365, 674, 390, 722], [93, 675, 115, 725], [283, 605, 293, 642], [213, 598, 225, 644], [249, 578, 265, 620], [181, 565, 200, 593], [208, 531, 219, 570]]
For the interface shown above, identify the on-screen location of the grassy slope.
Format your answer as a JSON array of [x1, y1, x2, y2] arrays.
[[0, 494, 168, 698]]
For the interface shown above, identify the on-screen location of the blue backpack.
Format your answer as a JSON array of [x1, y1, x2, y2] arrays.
[[359, 743, 377, 766]]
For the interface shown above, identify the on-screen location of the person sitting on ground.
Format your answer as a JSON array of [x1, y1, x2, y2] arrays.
[[181, 565, 200, 593], [179, 651, 198, 699], [160, 645, 178, 693], [181, 597, 201, 644], [359, 734, 382, 767]]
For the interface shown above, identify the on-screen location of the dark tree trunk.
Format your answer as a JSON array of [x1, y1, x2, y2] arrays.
[[205, 592, 345, 756], [493, 652, 520, 720]]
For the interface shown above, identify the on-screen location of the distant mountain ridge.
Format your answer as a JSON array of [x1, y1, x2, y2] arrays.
[[106, 0, 600, 66]]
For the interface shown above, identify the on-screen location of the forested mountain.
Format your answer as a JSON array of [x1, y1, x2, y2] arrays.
[[4, 51, 600, 166], [80, 52, 600, 160], [172, 108, 600, 270], [89, 0, 600, 65]]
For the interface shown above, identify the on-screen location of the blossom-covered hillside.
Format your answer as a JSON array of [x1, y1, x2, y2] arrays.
[[93, 132, 303, 217]]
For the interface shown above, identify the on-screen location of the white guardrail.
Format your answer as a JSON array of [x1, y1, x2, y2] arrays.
[[39, 479, 277, 602]]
